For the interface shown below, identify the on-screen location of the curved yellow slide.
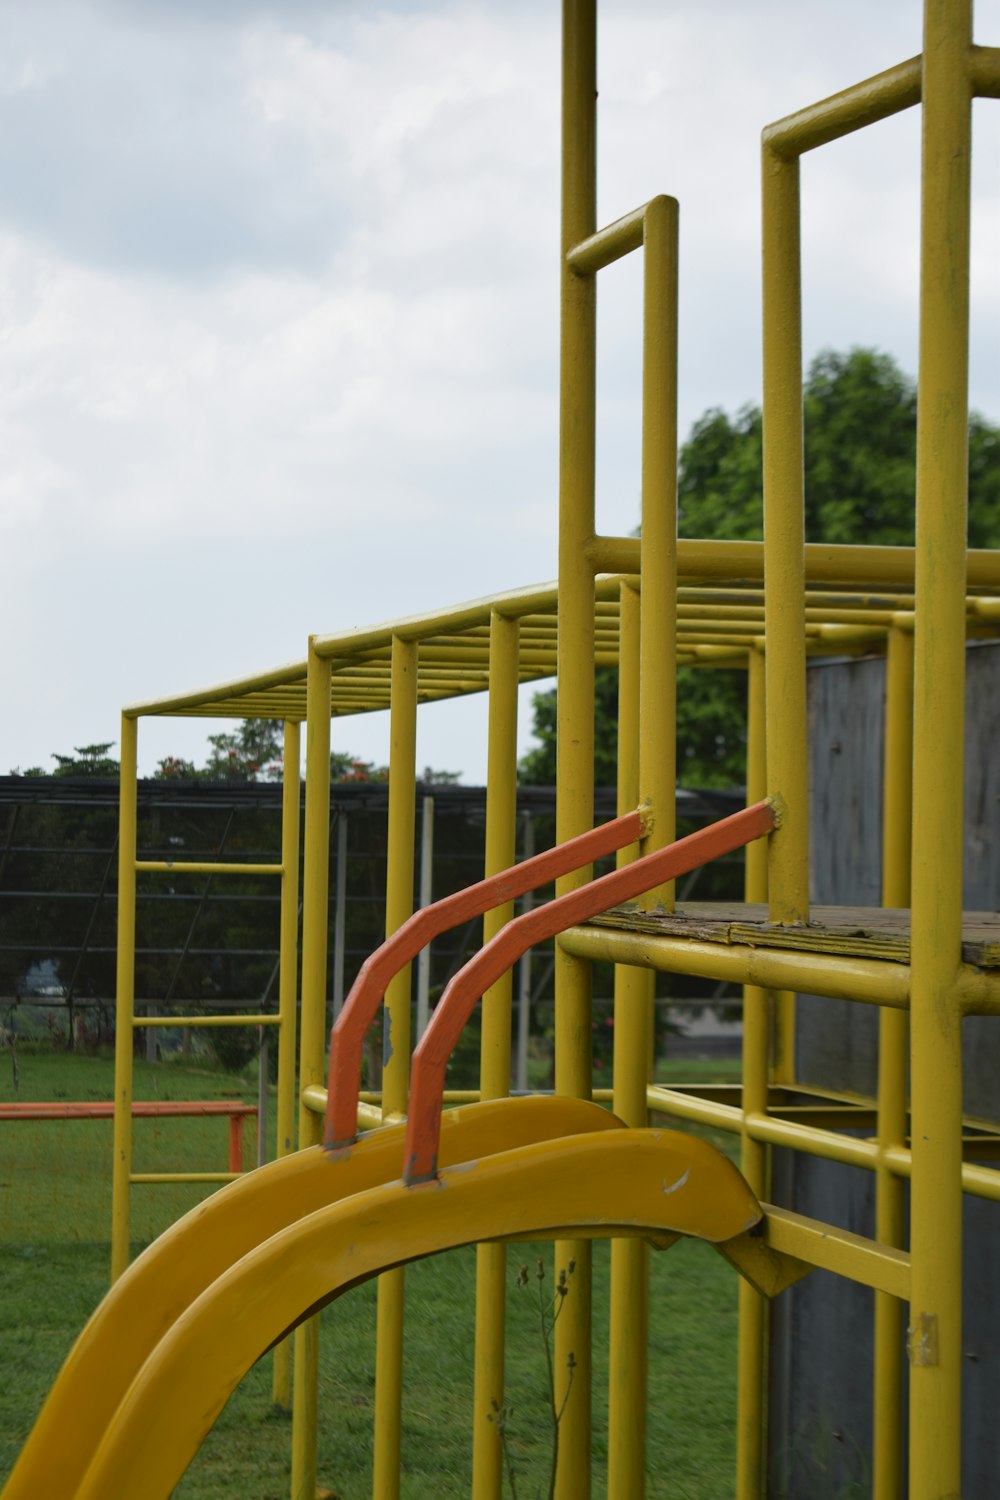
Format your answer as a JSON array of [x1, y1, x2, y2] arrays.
[[2, 1095, 621, 1500], [73, 1125, 757, 1499]]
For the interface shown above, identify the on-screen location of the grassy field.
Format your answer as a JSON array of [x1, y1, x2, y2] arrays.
[[0, 1049, 740, 1498]]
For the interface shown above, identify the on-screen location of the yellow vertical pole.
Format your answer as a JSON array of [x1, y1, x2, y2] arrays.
[[608, 580, 652, 1499], [554, 4, 597, 1494], [472, 609, 520, 1500], [111, 712, 138, 1284], [372, 633, 418, 1500], [737, 645, 769, 1500], [761, 142, 809, 927], [908, 5, 971, 1496], [291, 643, 331, 1500], [607, 191, 678, 1498], [637, 192, 679, 911], [272, 717, 301, 1410], [873, 625, 913, 1500]]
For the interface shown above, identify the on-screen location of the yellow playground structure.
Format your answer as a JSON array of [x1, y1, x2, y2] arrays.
[[7, 0, 1000, 1496]]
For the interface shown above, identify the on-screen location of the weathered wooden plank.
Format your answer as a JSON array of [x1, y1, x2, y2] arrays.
[[589, 899, 1000, 967]]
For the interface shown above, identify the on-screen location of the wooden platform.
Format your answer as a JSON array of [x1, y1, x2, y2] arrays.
[[587, 902, 1000, 969]]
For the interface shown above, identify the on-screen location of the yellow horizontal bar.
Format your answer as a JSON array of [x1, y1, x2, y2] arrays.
[[357, 1090, 487, 1107], [745, 1110, 879, 1167], [957, 965, 1000, 1015], [646, 1085, 741, 1134], [970, 44, 1000, 97], [599, 538, 1000, 589], [312, 581, 561, 658], [126, 660, 308, 718], [647, 1089, 1000, 1206], [763, 54, 922, 159], [129, 1172, 240, 1185], [566, 201, 650, 274], [135, 861, 283, 876], [762, 1206, 911, 1300], [883, 1146, 1000, 1201], [133, 1014, 282, 1028], [560, 926, 910, 1007]]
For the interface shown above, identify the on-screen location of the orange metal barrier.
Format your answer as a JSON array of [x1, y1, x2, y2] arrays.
[[403, 800, 776, 1182], [324, 807, 645, 1146], [1, 1100, 256, 1175]]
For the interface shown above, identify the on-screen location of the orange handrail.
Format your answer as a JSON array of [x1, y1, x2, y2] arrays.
[[0, 1100, 257, 1174], [403, 799, 776, 1182], [324, 806, 645, 1146]]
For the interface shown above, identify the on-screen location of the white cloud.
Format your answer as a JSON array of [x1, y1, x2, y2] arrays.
[[2, 0, 1000, 776]]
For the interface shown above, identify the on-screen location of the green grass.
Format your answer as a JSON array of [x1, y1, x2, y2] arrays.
[[1, 1051, 740, 1498]]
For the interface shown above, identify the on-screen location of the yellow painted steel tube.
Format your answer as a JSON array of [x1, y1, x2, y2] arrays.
[[373, 633, 419, 1500], [129, 1171, 238, 1185], [873, 628, 912, 1500], [290, 643, 331, 1500], [111, 713, 139, 1284], [566, 202, 646, 273], [908, 9, 972, 1495], [595, 535, 1000, 589], [956, 965, 1000, 1015], [472, 610, 520, 1500], [273, 719, 301, 1409], [134, 1014, 282, 1028], [761, 143, 808, 925], [277, 716, 302, 1158], [738, 645, 769, 1500], [970, 43, 1000, 96], [609, 580, 652, 1499], [648, 1080, 1000, 1210], [883, 1146, 1000, 1204], [134, 860, 283, 876], [555, 5, 598, 1492], [311, 580, 564, 659], [744, 1111, 879, 1167], [763, 55, 922, 159], [761, 1206, 910, 1301], [126, 661, 308, 718], [638, 192, 679, 913], [558, 926, 911, 1009]]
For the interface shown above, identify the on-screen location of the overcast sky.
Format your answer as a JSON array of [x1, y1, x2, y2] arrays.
[[4, 0, 1000, 781]]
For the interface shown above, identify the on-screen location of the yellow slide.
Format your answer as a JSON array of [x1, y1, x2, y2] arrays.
[[3, 1102, 760, 1500], [2, 1096, 620, 1500]]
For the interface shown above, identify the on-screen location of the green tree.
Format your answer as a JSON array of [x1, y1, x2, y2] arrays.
[[51, 743, 120, 777], [521, 347, 1000, 788], [202, 721, 284, 782]]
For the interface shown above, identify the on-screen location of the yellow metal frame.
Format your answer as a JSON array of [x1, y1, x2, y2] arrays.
[[109, 714, 301, 1287], [55, 3, 1000, 1499]]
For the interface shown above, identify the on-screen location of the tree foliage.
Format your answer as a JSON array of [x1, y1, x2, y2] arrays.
[[521, 347, 1000, 789], [15, 724, 444, 786], [51, 744, 121, 777]]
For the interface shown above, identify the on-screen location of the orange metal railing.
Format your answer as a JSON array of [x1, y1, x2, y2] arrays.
[[401, 800, 775, 1181], [324, 807, 645, 1147]]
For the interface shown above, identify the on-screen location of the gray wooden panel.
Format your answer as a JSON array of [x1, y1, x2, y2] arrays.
[[772, 641, 1000, 1498], [799, 654, 884, 1098], [963, 642, 1000, 1121]]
